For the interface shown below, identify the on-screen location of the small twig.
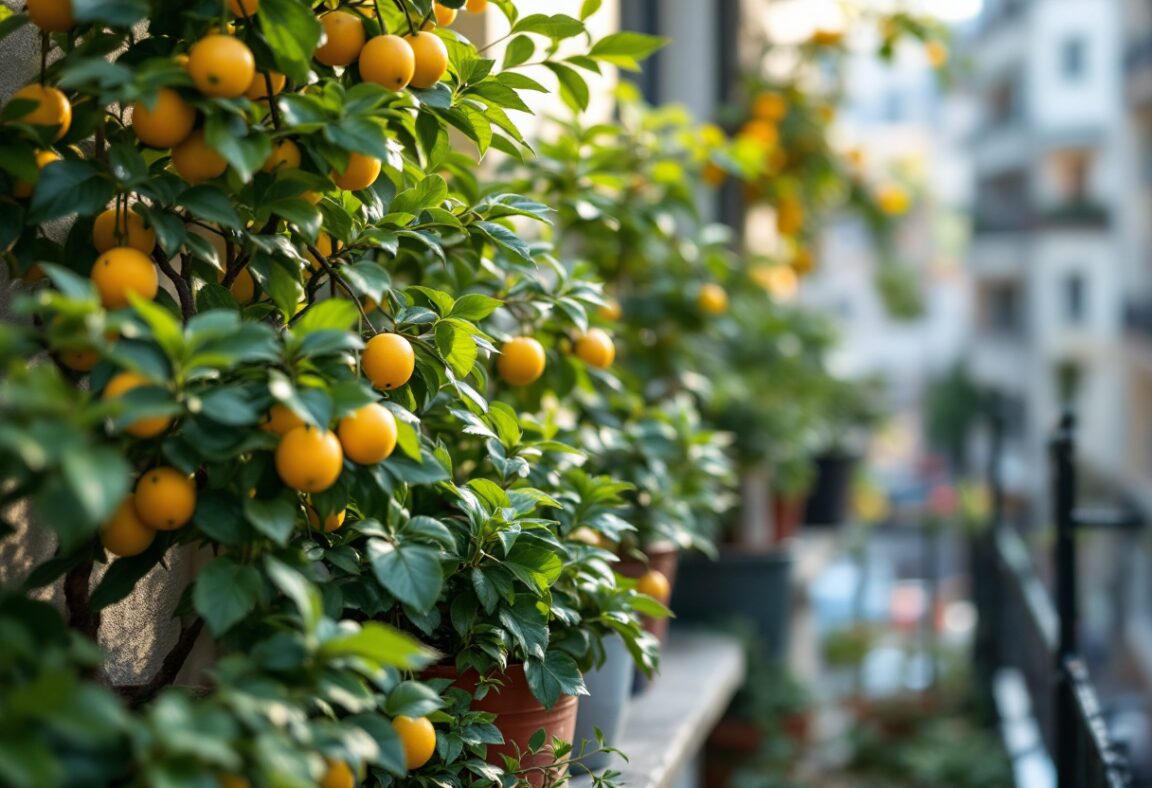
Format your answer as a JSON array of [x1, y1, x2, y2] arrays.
[[294, 243, 377, 332], [64, 560, 100, 641], [262, 72, 282, 130], [390, 0, 416, 35], [121, 618, 205, 707], [39, 32, 48, 84], [155, 252, 195, 320]]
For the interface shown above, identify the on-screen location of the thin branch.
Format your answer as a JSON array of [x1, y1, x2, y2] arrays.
[[300, 243, 378, 333], [121, 618, 205, 707], [155, 252, 195, 320], [64, 559, 100, 641], [390, 0, 416, 35]]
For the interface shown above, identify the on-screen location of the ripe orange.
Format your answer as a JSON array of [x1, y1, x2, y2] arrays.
[[752, 91, 788, 122], [405, 32, 448, 89], [12, 149, 62, 199], [261, 403, 306, 436], [465, 0, 487, 12], [320, 760, 355, 788], [188, 35, 256, 99], [776, 196, 804, 236], [636, 569, 671, 604], [877, 184, 910, 216], [359, 34, 415, 90], [10, 84, 72, 141], [93, 207, 156, 254], [171, 130, 228, 184], [362, 333, 415, 390], [304, 233, 340, 269], [245, 70, 285, 101], [433, 3, 457, 26], [791, 247, 815, 276], [103, 371, 172, 438], [392, 716, 436, 770], [227, 0, 258, 16], [230, 267, 256, 303], [497, 337, 546, 386], [26, 0, 74, 31], [90, 247, 159, 310], [697, 283, 729, 315], [134, 467, 197, 531], [58, 348, 98, 372], [275, 425, 344, 493], [337, 403, 398, 465], [101, 496, 156, 557], [131, 88, 197, 149], [926, 40, 949, 69], [574, 328, 615, 369], [263, 139, 301, 172], [598, 300, 622, 321], [738, 119, 778, 148], [306, 501, 346, 532], [315, 11, 366, 67], [331, 151, 381, 191]]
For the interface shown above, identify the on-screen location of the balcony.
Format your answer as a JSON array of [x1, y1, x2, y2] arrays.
[[1036, 200, 1110, 230]]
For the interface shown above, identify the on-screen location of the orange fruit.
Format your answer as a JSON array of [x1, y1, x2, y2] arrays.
[[261, 403, 306, 436], [315, 11, 366, 67], [359, 34, 415, 90], [497, 337, 545, 386], [93, 207, 156, 254], [636, 569, 671, 604], [697, 283, 728, 315], [12, 149, 61, 199], [775, 196, 804, 236], [275, 425, 344, 493], [392, 716, 436, 770], [245, 70, 285, 101], [171, 130, 228, 184], [331, 151, 381, 191], [926, 40, 948, 69], [90, 247, 159, 310], [230, 267, 256, 303], [573, 329, 615, 369], [263, 138, 301, 172], [752, 91, 788, 122], [702, 161, 726, 188], [320, 760, 355, 788], [191, 223, 230, 268], [26, 0, 74, 31], [337, 403, 397, 465], [227, 0, 258, 16], [134, 467, 197, 531], [598, 300, 622, 321], [465, 0, 487, 12], [188, 35, 256, 98], [738, 119, 778, 148], [304, 233, 339, 269], [791, 247, 815, 276], [877, 184, 910, 215], [433, 4, 457, 26], [362, 333, 415, 390], [100, 496, 157, 557], [10, 84, 71, 141], [405, 32, 448, 89], [131, 88, 197, 149], [103, 371, 172, 438], [58, 348, 99, 372], [306, 501, 346, 532]]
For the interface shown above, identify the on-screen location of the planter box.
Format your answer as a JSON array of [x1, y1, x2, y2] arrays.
[[670, 548, 793, 659], [803, 453, 858, 527]]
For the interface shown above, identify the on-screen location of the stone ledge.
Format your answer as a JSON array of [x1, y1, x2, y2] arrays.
[[574, 628, 747, 787]]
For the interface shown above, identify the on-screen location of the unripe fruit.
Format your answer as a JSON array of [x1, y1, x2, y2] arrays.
[[498, 337, 546, 386], [103, 371, 172, 438], [315, 11, 367, 67], [362, 333, 415, 390], [101, 496, 156, 557], [131, 88, 196, 149], [93, 208, 156, 254], [359, 34, 416, 90], [405, 32, 449, 89], [188, 35, 256, 99], [10, 84, 72, 141], [574, 328, 615, 369], [90, 247, 159, 310], [275, 425, 344, 493], [134, 467, 197, 531], [337, 403, 398, 465]]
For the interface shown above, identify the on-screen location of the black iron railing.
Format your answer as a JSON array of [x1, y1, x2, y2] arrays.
[[972, 404, 1135, 787]]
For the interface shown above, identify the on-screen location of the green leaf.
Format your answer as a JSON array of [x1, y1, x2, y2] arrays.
[[73, 0, 147, 26], [28, 159, 113, 223], [258, 0, 323, 83], [580, 0, 602, 20], [204, 114, 272, 184], [384, 680, 443, 718], [61, 447, 131, 531], [319, 621, 436, 669], [367, 539, 443, 613], [544, 63, 589, 112], [130, 297, 185, 360], [293, 298, 360, 334], [511, 13, 585, 39], [89, 534, 172, 610], [498, 596, 549, 660], [450, 293, 502, 321], [502, 35, 536, 69], [242, 497, 298, 546], [193, 557, 263, 635], [588, 32, 668, 70], [264, 556, 322, 633], [177, 185, 242, 229], [525, 649, 584, 709]]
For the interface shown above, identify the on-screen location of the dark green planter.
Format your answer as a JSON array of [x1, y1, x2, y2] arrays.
[[669, 548, 793, 659]]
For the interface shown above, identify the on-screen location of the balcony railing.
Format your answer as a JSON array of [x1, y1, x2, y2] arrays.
[[1124, 300, 1152, 340], [972, 202, 1110, 235], [1038, 201, 1110, 229]]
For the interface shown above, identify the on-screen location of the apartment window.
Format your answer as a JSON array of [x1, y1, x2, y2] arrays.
[[1063, 273, 1086, 324], [986, 283, 1021, 334], [1061, 37, 1086, 80]]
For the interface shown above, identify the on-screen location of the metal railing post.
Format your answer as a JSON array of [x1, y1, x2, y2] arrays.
[[1051, 412, 1078, 788]]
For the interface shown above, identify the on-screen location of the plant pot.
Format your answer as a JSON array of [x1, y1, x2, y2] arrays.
[[771, 494, 806, 544], [615, 542, 679, 645], [802, 453, 858, 527], [571, 634, 632, 773], [423, 663, 579, 785], [703, 718, 762, 788], [670, 548, 793, 659]]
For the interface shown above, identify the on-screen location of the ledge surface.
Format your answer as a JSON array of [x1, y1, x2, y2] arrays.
[[576, 628, 747, 788]]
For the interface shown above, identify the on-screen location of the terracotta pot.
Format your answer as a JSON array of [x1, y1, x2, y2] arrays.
[[771, 494, 806, 543], [423, 663, 578, 785], [703, 718, 761, 788], [616, 542, 679, 644]]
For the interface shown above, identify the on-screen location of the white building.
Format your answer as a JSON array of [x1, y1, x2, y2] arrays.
[[966, 0, 1126, 508]]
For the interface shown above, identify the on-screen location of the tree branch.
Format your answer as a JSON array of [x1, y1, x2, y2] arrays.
[[121, 618, 205, 707], [64, 559, 101, 673], [156, 252, 195, 320]]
